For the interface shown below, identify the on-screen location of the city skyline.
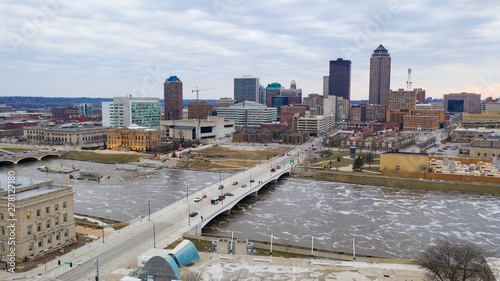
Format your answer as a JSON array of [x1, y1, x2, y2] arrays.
[[1, 1, 499, 100]]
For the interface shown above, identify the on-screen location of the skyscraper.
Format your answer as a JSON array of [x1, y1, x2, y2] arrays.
[[328, 58, 351, 100], [164, 76, 183, 120], [369, 45, 391, 105], [234, 76, 259, 103]]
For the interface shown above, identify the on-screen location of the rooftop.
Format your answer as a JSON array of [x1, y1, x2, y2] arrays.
[[374, 44, 388, 52], [11, 185, 63, 200], [0, 175, 51, 191], [167, 76, 181, 82]]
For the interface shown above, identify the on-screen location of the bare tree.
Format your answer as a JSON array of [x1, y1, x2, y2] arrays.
[[417, 239, 493, 281]]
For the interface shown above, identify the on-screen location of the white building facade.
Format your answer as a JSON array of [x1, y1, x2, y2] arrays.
[[102, 97, 161, 129], [217, 101, 277, 127]]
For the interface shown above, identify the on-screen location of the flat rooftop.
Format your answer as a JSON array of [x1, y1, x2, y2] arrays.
[[0, 175, 51, 191], [5, 185, 63, 200]]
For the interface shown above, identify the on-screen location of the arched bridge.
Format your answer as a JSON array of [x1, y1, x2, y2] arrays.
[[0, 151, 66, 165]]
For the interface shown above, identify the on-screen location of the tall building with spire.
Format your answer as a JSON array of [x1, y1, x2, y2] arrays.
[[164, 76, 183, 120], [328, 58, 351, 100], [369, 45, 391, 105]]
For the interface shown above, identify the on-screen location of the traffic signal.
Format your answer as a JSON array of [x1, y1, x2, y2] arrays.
[[69, 262, 73, 267], [58, 260, 61, 265]]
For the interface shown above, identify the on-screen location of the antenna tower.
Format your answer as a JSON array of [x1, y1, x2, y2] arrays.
[[406, 68, 412, 90]]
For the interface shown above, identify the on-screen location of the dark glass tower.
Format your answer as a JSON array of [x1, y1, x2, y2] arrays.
[[328, 58, 351, 100], [369, 45, 391, 105]]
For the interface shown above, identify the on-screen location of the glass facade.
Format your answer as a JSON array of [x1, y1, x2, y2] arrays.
[[169, 240, 201, 267], [131, 102, 161, 129]]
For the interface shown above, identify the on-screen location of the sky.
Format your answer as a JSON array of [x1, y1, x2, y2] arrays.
[[1, 0, 500, 101]]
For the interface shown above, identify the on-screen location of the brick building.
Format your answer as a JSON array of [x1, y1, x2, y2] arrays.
[[187, 101, 212, 120], [51, 107, 79, 120], [403, 115, 439, 131], [107, 125, 161, 151], [280, 106, 308, 126]]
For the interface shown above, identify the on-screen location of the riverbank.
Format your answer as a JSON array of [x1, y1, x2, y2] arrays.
[[292, 168, 500, 195]]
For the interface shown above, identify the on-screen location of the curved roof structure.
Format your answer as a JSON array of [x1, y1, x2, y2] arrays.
[[167, 76, 181, 82], [169, 240, 200, 267], [138, 256, 180, 281]]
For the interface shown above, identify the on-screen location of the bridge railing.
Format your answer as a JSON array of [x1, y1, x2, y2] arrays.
[[199, 167, 291, 225]]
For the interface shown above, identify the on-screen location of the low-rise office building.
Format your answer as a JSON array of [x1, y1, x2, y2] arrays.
[[24, 125, 109, 146], [107, 125, 161, 151], [161, 116, 235, 140], [294, 114, 334, 136], [403, 115, 439, 131], [217, 101, 277, 127], [0, 177, 76, 262]]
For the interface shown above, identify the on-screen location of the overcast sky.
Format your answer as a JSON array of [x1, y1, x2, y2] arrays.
[[1, 0, 499, 101]]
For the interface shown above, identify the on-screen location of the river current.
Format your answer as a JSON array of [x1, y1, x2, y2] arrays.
[[2, 158, 499, 259]]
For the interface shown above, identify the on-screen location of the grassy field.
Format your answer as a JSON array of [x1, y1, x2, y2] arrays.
[[307, 151, 380, 170], [62, 151, 141, 163], [198, 146, 290, 160], [0, 146, 40, 153], [177, 159, 261, 171]]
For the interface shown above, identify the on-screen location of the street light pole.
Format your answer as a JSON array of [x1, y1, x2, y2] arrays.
[[147, 219, 156, 248], [147, 198, 153, 220], [188, 203, 191, 226], [311, 236, 314, 261], [352, 238, 356, 262], [270, 233, 273, 262]]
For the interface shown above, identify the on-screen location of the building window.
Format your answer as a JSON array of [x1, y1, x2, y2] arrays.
[[47, 236, 51, 244], [56, 233, 60, 240], [478, 153, 481, 156], [46, 220, 50, 229], [64, 230, 68, 237], [55, 217, 59, 225], [55, 204, 59, 211], [27, 212, 31, 220], [29, 242, 33, 251], [46, 206, 50, 214], [27, 226, 32, 235], [37, 223, 41, 232], [0, 213, 3, 220], [38, 240, 43, 247], [37, 209, 41, 217], [63, 202, 67, 209], [63, 214, 67, 223], [1, 244, 4, 252], [1, 227, 4, 235]]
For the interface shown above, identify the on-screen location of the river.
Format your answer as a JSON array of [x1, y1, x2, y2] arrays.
[[2, 158, 499, 259]]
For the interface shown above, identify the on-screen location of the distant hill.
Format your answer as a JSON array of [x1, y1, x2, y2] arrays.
[[0, 96, 219, 110], [0, 96, 113, 110]]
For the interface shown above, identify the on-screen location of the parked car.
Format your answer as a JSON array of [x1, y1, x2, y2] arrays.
[[276, 166, 281, 169], [224, 193, 234, 196], [201, 195, 207, 199], [189, 212, 198, 217], [194, 197, 202, 202], [218, 185, 224, 190], [250, 179, 255, 183], [438, 149, 444, 152], [241, 184, 247, 188], [271, 168, 276, 172], [232, 181, 238, 185]]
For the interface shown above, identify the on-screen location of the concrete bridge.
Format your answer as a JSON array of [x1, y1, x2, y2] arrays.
[[187, 165, 292, 235], [0, 151, 65, 165]]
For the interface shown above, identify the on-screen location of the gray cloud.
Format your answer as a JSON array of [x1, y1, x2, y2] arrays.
[[0, 0, 499, 100]]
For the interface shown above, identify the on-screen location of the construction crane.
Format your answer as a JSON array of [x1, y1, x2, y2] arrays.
[[192, 87, 214, 100]]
